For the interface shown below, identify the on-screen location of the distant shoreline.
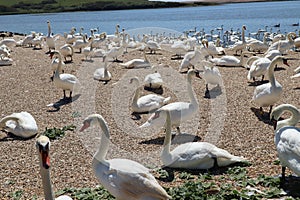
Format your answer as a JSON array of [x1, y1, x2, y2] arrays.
[[0, 0, 278, 15]]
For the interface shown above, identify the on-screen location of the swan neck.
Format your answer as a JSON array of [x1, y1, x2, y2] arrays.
[[94, 116, 110, 162], [162, 111, 171, 157], [276, 106, 300, 130], [47, 23, 51, 37], [54, 53, 63, 76], [131, 78, 140, 106], [268, 59, 277, 86], [103, 62, 109, 77], [242, 28, 245, 43], [40, 167, 55, 200], [0, 116, 20, 128], [187, 72, 198, 106]]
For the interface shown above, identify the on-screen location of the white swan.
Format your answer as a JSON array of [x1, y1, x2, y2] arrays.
[[140, 69, 199, 134], [50, 56, 65, 80], [199, 61, 222, 93], [264, 49, 281, 61], [202, 39, 225, 58], [119, 49, 150, 69], [210, 51, 248, 67], [144, 71, 163, 89], [160, 109, 247, 169], [79, 114, 171, 200], [0, 111, 38, 138], [46, 20, 56, 53], [130, 77, 170, 113], [36, 136, 73, 200], [247, 57, 271, 82], [82, 37, 94, 60], [270, 104, 300, 181], [51, 51, 79, 99], [93, 60, 111, 83], [246, 32, 269, 53], [104, 45, 124, 62], [72, 34, 89, 53], [0, 54, 13, 66], [291, 65, 300, 78], [267, 32, 297, 54], [59, 44, 74, 62], [179, 46, 207, 72], [229, 25, 247, 55], [252, 56, 288, 114]]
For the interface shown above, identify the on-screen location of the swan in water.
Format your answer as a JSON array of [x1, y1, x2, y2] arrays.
[[252, 56, 289, 114], [140, 69, 200, 134], [36, 136, 73, 200], [46, 21, 56, 53], [93, 60, 111, 84], [120, 48, 151, 69], [270, 104, 300, 182], [50, 51, 79, 99], [160, 109, 247, 169], [130, 77, 170, 113], [79, 114, 171, 200], [0, 111, 38, 138]]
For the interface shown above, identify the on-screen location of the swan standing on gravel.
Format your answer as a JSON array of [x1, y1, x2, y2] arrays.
[[0, 111, 38, 138], [252, 56, 289, 114], [93, 60, 111, 84], [120, 48, 150, 68], [270, 104, 300, 182], [179, 46, 207, 72], [247, 57, 271, 82], [229, 25, 247, 55], [140, 69, 200, 134], [36, 136, 73, 200], [199, 61, 222, 94], [267, 32, 297, 54], [160, 109, 247, 169], [79, 114, 171, 200], [46, 21, 56, 53], [50, 51, 79, 99], [59, 44, 74, 62], [72, 34, 89, 53], [130, 77, 170, 113]]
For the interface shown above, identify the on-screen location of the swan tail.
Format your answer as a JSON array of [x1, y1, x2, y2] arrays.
[[163, 97, 171, 104]]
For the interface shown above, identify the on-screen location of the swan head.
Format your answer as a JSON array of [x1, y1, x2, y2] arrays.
[[270, 104, 300, 130], [36, 135, 51, 169], [49, 50, 60, 59], [129, 76, 139, 84], [79, 114, 103, 132], [242, 25, 247, 30]]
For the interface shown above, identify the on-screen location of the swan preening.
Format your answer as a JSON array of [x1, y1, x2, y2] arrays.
[[50, 50, 80, 99], [0, 111, 38, 138], [79, 114, 171, 200], [140, 69, 199, 134], [36, 136, 73, 200], [252, 56, 289, 114], [270, 104, 300, 182], [130, 76, 171, 113], [161, 109, 247, 169]]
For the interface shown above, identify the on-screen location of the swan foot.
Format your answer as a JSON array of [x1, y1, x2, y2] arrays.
[[259, 107, 264, 116], [176, 127, 181, 134], [261, 75, 264, 82]]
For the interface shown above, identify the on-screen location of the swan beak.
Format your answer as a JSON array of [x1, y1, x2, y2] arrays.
[[38, 146, 50, 169], [195, 70, 202, 79], [80, 121, 90, 132], [49, 52, 54, 59]]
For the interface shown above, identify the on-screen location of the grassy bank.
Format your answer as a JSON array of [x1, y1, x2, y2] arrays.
[[0, 0, 218, 15]]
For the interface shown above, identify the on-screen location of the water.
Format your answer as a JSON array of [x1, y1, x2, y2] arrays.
[[0, 1, 299, 37]]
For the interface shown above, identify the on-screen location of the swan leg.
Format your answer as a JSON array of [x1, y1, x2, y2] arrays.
[[176, 127, 181, 134], [259, 107, 264, 116], [261, 75, 264, 82], [281, 166, 286, 186], [268, 105, 273, 116], [63, 90, 67, 99]]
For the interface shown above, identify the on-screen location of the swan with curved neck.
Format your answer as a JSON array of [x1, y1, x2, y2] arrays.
[[50, 50, 79, 99], [0, 111, 38, 138], [210, 51, 249, 67], [120, 49, 150, 69], [270, 104, 300, 182], [79, 114, 171, 200], [253, 56, 288, 114], [160, 109, 247, 169], [36, 136, 72, 200], [140, 69, 199, 134], [93, 60, 111, 84], [130, 76, 170, 113]]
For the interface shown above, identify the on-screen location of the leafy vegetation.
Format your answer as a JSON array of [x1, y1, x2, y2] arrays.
[[0, 0, 213, 15], [42, 124, 76, 140]]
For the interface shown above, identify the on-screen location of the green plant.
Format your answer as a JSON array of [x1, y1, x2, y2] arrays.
[[42, 125, 76, 140]]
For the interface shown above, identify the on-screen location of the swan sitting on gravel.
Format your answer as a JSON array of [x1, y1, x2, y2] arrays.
[[0, 111, 38, 138], [161, 109, 247, 169], [36, 136, 73, 200], [140, 69, 200, 134], [50, 50, 79, 99], [120, 48, 150, 69], [144, 70, 163, 89], [130, 77, 170, 113], [79, 114, 171, 200], [270, 104, 300, 182], [0, 54, 13, 66], [93, 60, 111, 84]]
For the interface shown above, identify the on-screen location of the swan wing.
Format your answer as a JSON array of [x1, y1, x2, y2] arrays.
[[60, 74, 78, 84], [276, 127, 300, 175]]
